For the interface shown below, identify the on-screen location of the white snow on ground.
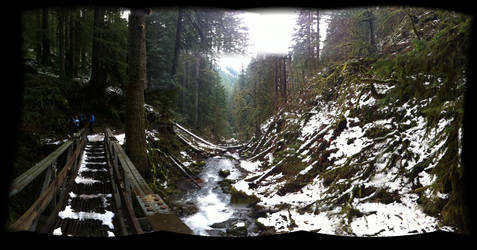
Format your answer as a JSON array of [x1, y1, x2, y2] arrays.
[[230, 89, 458, 236], [239, 160, 262, 172], [258, 208, 343, 234], [328, 119, 370, 166], [55, 133, 116, 235], [43, 138, 68, 145], [69, 192, 112, 208], [75, 145, 104, 185], [299, 161, 318, 175], [114, 133, 125, 145], [299, 105, 334, 141], [53, 227, 63, 236], [225, 151, 241, 160], [106, 86, 123, 95], [350, 195, 438, 236], [88, 134, 105, 142], [58, 205, 115, 230]]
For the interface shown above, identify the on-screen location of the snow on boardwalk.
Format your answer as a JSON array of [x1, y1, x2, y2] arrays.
[[52, 134, 117, 237]]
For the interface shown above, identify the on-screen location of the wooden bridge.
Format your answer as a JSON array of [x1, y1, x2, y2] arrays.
[[8, 127, 193, 237]]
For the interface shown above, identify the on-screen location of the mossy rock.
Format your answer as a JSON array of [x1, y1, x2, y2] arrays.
[[230, 187, 260, 205], [366, 188, 400, 204], [255, 218, 269, 230], [218, 178, 234, 194], [218, 169, 231, 178], [175, 202, 199, 217], [352, 184, 377, 199], [226, 221, 248, 237]]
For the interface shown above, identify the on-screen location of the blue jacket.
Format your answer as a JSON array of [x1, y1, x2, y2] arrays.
[[90, 115, 95, 123]]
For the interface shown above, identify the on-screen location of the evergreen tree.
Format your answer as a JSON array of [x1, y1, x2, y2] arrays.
[[125, 9, 148, 177]]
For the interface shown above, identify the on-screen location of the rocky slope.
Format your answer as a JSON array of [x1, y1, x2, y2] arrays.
[[231, 56, 466, 236]]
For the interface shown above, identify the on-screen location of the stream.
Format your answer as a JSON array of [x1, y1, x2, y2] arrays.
[[179, 155, 260, 237]]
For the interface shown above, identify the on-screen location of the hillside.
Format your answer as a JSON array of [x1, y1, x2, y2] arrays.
[[232, 59, 465, 236], [228, 9, 469, 235]]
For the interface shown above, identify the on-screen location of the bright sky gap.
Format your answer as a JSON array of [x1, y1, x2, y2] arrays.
[[121, 8, 328, 73]]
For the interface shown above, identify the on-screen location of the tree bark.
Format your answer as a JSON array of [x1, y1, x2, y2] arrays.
[[65, 9, 75, 80], [306, 10, 312, 75], [73, 10, 81, 77], [41, 8, 50, 66], [35, 10, 41, 63], [57, 9, 65, 79], [404, 8, 422, 40], [171, 8, 183, 76], [125, 9, 148, 177], [194, 56, 200, 128], [282, 56, 287, 103], [90, 7, 106, 86], [181, 59, 187, 113], [274, 58, 279, 110], [315, 9, 320, 70], [365, 9, 377, 55]]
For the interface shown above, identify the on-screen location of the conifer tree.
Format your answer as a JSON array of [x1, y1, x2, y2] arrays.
[[125, 9, 148, 177]]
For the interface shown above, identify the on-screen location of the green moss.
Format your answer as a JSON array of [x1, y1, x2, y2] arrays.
[[230, 187, 260, 205], [218, 178, 234, 194], [364, 126, 392, 139], [366, 188, 400, 204]]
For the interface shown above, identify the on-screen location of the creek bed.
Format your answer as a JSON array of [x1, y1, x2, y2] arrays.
[[178, 156, 260, 236]]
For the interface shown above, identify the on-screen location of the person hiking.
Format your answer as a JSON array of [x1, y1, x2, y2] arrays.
[[79, 113, 86, 128], [89, 114, 95, 133], [69, 115, 76, 137], [73, 115, 80, 133]]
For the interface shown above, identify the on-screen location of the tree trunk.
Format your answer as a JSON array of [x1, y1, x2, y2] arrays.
[[282, 56, 287, 103], [254, 72, 260, 137], [90, 7, 106, 86], [41, 8, 50, 66], [180, 58, 188, 114], [306, 10, 312, 75], [365, 9, 377, 55], [404, 8, 422, 40], [65, 9, 74, 80], [315, 9, 320, 70], [57, 9, 65, 79], [274, 58, 279, 110], [171, 8, 183, 76], [194, 56, 200, 128], [125, 9, 148, 177], [35, 10, 41, 63], [73, 10, 81, 77]]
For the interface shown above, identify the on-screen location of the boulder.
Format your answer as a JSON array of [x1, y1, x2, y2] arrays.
[[176, 202, 198, 217], [230, 187, 260, 205], [218, 178, 234, 194], [218, 169, 231, 178], [226, 221, 248, 237]]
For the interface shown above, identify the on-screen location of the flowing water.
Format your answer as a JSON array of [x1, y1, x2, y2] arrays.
[[180, 155, 258, 236]]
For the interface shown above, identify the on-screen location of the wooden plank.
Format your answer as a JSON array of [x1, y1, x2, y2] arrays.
[[9, 137, 84, 232], [104, 129, 143, 234], [112, 142, 152, 196], [105, 128, 193, 234], [146, 213, 192, 234], [9, 140, 73, 197]]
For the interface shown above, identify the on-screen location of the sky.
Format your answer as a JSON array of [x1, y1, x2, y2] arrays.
[[218, 9, 298, 72], [121, 9, 329, 74], [219, 9, 329, 72]]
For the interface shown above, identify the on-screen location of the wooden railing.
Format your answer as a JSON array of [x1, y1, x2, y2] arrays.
[[104, 128, 172, 234], [9, 127, 191, 235], [8, 127, 88, 232]]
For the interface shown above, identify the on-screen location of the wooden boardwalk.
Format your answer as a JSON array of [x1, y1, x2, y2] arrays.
[[8, 128, 192, 236]]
